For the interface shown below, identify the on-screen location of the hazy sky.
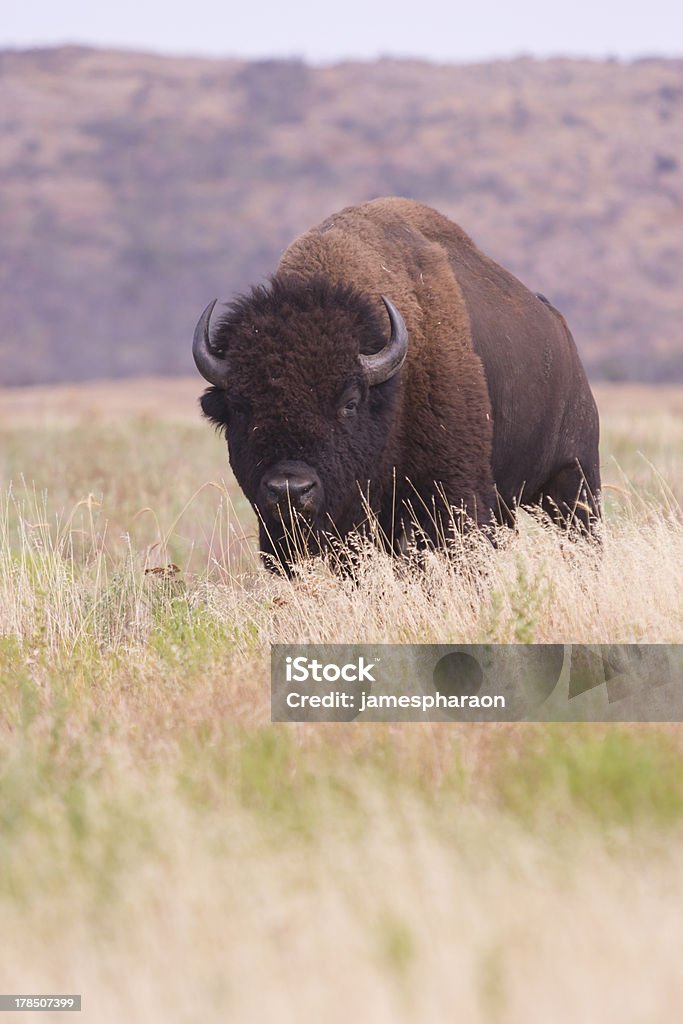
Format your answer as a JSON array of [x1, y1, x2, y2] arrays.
[[3, 0, 683, 64]]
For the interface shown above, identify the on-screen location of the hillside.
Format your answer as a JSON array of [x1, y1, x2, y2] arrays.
[[1, 46, 682, 385]]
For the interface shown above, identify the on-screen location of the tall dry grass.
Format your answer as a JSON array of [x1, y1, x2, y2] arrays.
[[1, 380, 682, 1022], [1, 463, 681, 656]]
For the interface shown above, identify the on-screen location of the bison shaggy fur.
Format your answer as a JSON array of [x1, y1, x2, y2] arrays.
[[196, 197, 600, 571]]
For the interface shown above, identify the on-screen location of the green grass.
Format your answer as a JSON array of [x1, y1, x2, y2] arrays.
[[494, 726, 683, 828]]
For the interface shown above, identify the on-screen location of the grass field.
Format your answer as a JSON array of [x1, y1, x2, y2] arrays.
[[1, 378, 682, 1022]]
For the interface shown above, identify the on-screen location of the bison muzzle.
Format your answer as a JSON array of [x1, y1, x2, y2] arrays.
[[193, 198, 601, 572]]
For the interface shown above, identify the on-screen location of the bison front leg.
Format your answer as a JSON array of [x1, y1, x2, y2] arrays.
[[398, 481, 497, 553]]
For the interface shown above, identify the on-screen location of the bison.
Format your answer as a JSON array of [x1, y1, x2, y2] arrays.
[[193, 198, 600, 572]]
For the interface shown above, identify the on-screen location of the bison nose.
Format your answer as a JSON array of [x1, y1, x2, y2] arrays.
[[260, 467, 323, 518]]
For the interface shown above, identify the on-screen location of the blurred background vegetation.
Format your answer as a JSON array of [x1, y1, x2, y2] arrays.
[[1, 47, 682, 386]]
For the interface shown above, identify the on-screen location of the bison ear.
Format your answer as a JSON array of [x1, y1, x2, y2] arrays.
[[200, 387, 230, 428], [359, 295, 408, 385], [193, 299, 230, 387]]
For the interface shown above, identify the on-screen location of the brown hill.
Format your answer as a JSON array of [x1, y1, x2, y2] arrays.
[[1, 46, 682, 385]]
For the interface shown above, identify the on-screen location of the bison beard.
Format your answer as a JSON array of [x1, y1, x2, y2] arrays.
[[193, 198, 601, 574]]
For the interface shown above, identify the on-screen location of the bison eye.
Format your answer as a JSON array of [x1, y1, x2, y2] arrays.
[[338, 389, 361, 420]]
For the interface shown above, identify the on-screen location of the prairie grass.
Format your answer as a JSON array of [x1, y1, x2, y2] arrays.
[[0, 380, 682, 1022]]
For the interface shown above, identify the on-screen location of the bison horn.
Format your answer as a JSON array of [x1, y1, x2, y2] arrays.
[[360, 295, 409, 385], [193, 299, 229, 387]]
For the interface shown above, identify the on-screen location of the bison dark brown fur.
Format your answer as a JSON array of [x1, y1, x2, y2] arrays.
[[194, 198, 600, 571]]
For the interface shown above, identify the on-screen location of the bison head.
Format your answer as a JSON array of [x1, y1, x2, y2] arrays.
[[193, 276, 408, 568]]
